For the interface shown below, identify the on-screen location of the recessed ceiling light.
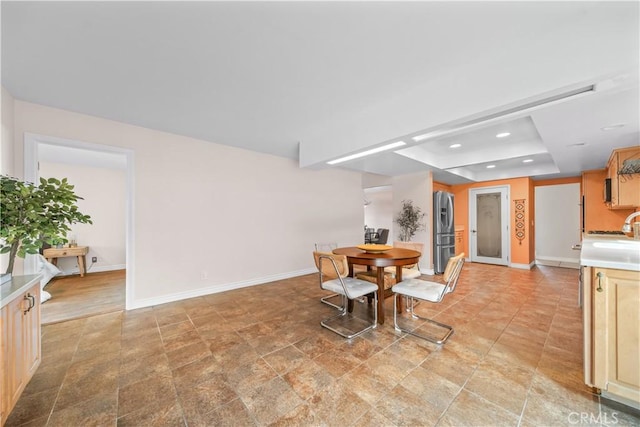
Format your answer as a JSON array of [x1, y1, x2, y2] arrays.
[[486, 164, 496, 169], [449, 143, 462, 148], [567, 142, 586, 147], [601, 124, 625, 131], [522, 159, 533, 163], [496, 132, 511, 138], [327, 141, 407, 165]]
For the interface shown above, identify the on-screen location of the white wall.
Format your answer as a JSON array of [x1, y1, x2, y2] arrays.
[[534, 183, 580, 265], [39, 161, 126, 275], [392, 172, 432, 272], [1, 87, 15, 176], [1, 87, 16, 273], [12, 100, 364, 308]]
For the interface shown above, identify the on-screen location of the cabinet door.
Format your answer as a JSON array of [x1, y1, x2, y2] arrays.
[[617, 148, 640, 207], [455, 230, 464, 255], [1, 306, 5, 426], [22, 286, 41, 378], [1, 296, 26, 413], [609, 148, 640, 209], [592, 268, 640, 403], [0, 284, 41, 424]]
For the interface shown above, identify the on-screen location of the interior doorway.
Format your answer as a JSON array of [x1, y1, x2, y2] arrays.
[[363, 186, 393, 243], [24, 133, 134, 314], [534, 183, 581, 268], [469, 186, 510, 266]]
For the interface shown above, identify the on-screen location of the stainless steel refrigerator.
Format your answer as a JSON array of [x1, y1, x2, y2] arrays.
[[433, 191, 455, 274]]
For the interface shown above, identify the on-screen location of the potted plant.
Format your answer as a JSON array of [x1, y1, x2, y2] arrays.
[[1, 175, 92, 277], [395, 199, 425, 242]]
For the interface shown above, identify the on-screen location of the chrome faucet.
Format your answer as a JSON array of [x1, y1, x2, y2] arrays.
[[622, 211, 640, 233]]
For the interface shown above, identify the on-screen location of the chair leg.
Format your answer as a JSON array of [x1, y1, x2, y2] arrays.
[[394, 296, 453, 345], [320, 293, 343, 309], [404, 295, 421, 311], [321, 292, 377, 339]]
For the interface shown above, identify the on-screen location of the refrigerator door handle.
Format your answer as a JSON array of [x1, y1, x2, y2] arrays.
[[446, 195, 454, 230]]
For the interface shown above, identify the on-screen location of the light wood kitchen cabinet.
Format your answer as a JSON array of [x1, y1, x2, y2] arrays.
[[454, 227, 464, 255], [582, 169, 634, 232], [583, 267, 640, 405], [607, 146, 640, 209], [1, 282, 41, 426]]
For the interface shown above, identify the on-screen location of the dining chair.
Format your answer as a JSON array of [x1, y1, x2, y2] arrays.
[[385, 241, 425, 311], [391, 252, 465, 345], [384, 241, 424, 280], [370, 228, 389, 244], [355, 240, 423, 300], [314, 242, 342, 309], [313, 251, 378, 339], [355, 268, 396, 300], [364, 228, 376, 244]]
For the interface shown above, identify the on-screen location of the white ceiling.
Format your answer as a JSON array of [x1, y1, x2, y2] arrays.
[[2, 1, 638, 184]]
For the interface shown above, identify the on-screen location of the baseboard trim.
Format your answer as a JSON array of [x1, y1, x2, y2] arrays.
[[58, 264, 126, 276], [510, 261, 535, 270], [129, 268, 317, 310], [535, 256, 580, 264]]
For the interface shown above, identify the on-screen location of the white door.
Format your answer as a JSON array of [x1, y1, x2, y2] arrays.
[[469, 186, 510, 266]]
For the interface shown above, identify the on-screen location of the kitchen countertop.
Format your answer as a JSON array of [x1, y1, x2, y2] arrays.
[[0, 274, 42, 309], [580, 234, 640, 271]]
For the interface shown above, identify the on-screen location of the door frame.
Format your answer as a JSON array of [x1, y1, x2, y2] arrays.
[[469, 185, 510, 266], [24, 133, 136, 310]]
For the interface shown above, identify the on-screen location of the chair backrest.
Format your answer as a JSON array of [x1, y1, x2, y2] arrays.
[[443, 253, 465, 293], [393, 241, 424, 270], [376, 229, 389, 244], [314, 242, 337, 252], [393, 241, 424, 254], [313, 251, 349, 281]]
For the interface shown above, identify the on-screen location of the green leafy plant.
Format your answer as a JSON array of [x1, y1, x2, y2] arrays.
[[1, 175, 92, 274], [395, 199, 425, 242]]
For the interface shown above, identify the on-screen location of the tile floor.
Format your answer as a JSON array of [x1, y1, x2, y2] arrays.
[[6, 263, 640, 426]]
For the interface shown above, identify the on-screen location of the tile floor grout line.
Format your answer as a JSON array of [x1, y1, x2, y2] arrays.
[[42, 320, 86, 427]]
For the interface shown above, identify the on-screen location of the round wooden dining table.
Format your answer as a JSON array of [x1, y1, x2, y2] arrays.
[[332, 246, 421, 325]]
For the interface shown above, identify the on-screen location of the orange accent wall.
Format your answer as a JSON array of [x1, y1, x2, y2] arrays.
[[582, 169, 634, 232], [451, 177, 534, 266], [528, 181, 535, 261], [433, 181, 453, 193]]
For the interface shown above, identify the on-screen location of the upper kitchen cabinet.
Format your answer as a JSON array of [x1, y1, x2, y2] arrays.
[[582, 169, 634, 233], [607, 147, 640, 209]]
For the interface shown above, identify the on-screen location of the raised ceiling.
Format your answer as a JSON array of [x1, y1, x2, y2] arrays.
[[2, 2, 638, 184]]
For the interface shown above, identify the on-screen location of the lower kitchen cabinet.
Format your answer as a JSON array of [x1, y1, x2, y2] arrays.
[[454, 227, 464, 256], [1, 282, 41, 426], [583, 267, 640, 406]]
